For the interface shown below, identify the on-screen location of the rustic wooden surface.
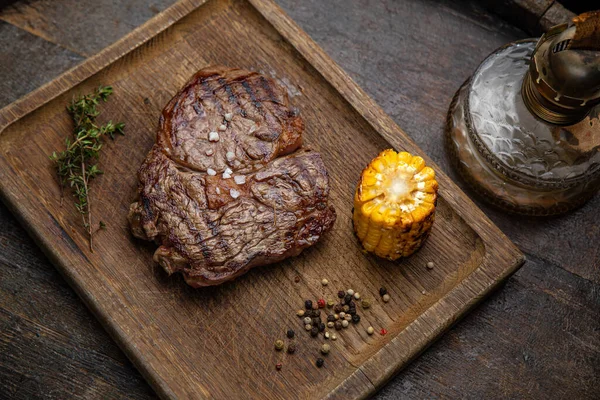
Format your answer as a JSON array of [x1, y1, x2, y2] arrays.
[[0, 0, 596, 399], [0, 0, 524, 397], [479, 0, 575, 35]]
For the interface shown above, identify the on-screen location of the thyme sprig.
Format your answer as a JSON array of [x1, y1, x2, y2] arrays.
[[50, 85, 124, 252]]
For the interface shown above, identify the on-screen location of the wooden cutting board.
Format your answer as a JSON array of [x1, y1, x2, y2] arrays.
[[0, 0, 524, 398]]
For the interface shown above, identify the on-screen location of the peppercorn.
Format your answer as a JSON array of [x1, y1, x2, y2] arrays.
[[327, 314, 335, 323], [311, 327, 319, 337], [287, 329, 295, 339], [297, 309, 305, 317], [426, 261, 435, 270], [321, 344, 331, 355], [361, 299, 371, 309], [347, 289, 355, 296], [337, 290, 345, 298], [318, 323, 326, 332], [317, 298, 326, 308], [327, 299, 335, 308], [344, 314, 352, 321], [274, 340, 284, 351], [305, 300, 313, 309], [324, 331, 330, 339], [331, 334, 337, 341], [294, 276, 300, 283], [312, 310, 321, 318], [382, 294, 391, 303], [380, 328, 388, 335], [339, 312, 346, 319], [348, 308, 357, 315], [305, 324, 312, 331], [327, 321, 334, 328], [354, 292, 361, 300], [316, 358, 324, 368], [352, 314, 361, 324], [321, 278, 329, 286], [335, 321, 342, 330], [341, 320, 349, 328], [276, 363, 282, 371], [343, 305, 350, 312], [287, 343, 296, 354], [303, 317, 312, 325], [379, 287, 387, 297], [334, 313, 339, 320], [334, 304, 343, 313], [367, 326, 374, 335], [344, 294, 352, 304], [312, 317, 320, 325], [312, 302, 319, 310]]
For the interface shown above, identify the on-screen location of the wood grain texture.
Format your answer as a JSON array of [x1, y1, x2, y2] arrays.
[[539, 1, 576, 32], [276, 0, 599, 285], [479, 1, 578, 35], [377, 253, 600, 399], [0, 0, 176, 56], [0, 20, 83, 108], [0, 204, 155, 400], [1, 0, 598, 398], [480, 0, 553, 34], [0, 0, 523, 398]]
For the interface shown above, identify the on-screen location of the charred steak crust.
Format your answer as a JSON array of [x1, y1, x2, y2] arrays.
[[128, 66, 336, 287]]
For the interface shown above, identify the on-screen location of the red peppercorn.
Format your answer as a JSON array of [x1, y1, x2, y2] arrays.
[[380, 328, 388, 335], [317, 298, 326, 308], [276, 363, 282, 371]]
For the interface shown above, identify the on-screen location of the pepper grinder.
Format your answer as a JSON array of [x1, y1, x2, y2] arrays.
[[446, 11, 600, 216]]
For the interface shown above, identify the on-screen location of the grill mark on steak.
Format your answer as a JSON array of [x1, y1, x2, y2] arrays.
[[198, 76, 225, 118], [181, 175, 231, 257], [241, 78, 285, 147], [128, 66, 335, 287], [218, 77, 241, 111], [259, 76, 280, 105]]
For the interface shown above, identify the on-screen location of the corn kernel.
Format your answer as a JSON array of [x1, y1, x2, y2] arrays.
[[353, 149, 438, 260]]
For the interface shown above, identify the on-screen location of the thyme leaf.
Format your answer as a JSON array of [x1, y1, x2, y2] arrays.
[[50, 85, 124, 252]]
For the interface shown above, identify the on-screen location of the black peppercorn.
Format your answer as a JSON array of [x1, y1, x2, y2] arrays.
[[348, 308, 357, 315], [327, 314, 335, 322], [352, 314, 360, 324], [312, 310, 321, 318], [287, 329, 295, 339], [334, 321, 343, 330], [334, 304, 343, 313], [305, 299, 313, 309], [343, 305, 350, 312], [318, 322, 325, 332], [311, 327, 319, 337], [379, 287, 387, 297], [287, 343, 296, 354], [337, 290, 345, 298], [316, 358, 324, 368], [312, 317, 320, 325], [344, 294, 352, 304]]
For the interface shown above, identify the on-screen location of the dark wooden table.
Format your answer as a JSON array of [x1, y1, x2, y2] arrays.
[[0, 0, 598, 398]]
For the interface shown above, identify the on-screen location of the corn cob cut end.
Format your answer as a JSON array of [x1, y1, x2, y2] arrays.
[[353, 149, 438, 260]]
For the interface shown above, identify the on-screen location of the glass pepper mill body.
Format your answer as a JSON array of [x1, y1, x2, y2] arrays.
[[446, 12, 600, 216]]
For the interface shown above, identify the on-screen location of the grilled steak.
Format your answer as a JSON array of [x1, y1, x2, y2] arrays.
[[128, 66, 336, 287]]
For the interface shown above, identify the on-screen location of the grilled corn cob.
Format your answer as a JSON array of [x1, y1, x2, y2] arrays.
[[353, 149, 438, 260]]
